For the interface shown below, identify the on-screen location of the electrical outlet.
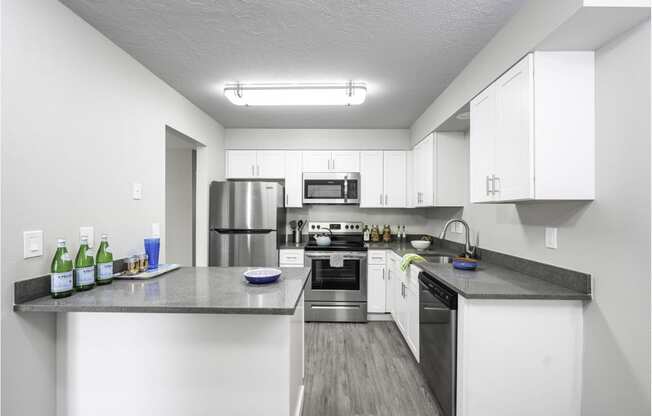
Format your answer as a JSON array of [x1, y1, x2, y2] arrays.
[[454, 222, 464, 234], [152, 223, 161, 238], [23, 230, 43, 259], [80, 226, 94, 247], [545, 227, 558, 249], [133, 183, 142, 200]]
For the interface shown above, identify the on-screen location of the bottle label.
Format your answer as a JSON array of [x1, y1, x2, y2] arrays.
[[76, 266, 95, 286], [51, 271, 73, 293], [97, 262, 113, 280]]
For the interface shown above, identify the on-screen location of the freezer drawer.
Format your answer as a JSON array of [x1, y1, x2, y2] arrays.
[[209, 230, 278, 267]]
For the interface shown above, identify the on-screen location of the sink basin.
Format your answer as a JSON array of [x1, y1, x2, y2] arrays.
[[421, 255, 453, 264]]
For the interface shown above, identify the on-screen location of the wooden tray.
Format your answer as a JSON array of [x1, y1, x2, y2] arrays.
[[114, 264, 180, 280]]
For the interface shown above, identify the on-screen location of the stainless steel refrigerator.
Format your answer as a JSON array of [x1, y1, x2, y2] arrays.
[[209, 181, 286, 267]]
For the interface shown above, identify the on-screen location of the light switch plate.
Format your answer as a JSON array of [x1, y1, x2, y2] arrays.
[[132, 183, 142, 200], [80, 226, 94, 248], [545, 227, 558, 249], [152, 223, 161, 238], [23, 230, 43, 259]]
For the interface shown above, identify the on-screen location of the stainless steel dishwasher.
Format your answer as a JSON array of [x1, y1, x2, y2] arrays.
[[419, 271, 458, 416]]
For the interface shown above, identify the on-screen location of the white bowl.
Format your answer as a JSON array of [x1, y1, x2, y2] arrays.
[[410, 240, 431, 250]]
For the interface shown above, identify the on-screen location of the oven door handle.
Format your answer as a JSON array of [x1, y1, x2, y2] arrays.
[[305, 252, 368, 259], [310, 305, 362, 310]]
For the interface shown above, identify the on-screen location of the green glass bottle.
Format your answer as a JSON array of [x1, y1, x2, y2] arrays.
[[51, 239, 73, 298], [95, 234, 114, 285], [74, 236, 95, 291]]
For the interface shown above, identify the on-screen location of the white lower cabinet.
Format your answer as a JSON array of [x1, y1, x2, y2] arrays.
[[279, 249, 304, 267], [456, 297, 583, 416], [386, 251, 419, 362], [367, 264, 386, 313]]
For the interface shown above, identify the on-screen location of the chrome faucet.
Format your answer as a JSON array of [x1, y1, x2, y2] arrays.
[[439, 219, 476, 258]]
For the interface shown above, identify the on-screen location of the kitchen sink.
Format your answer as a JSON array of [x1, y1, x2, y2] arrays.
[[421, 255, 454, 264]]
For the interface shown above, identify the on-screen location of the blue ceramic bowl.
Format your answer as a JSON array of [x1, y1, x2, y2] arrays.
[[453, 257, 478, 271], [243, 268, 282, 284]]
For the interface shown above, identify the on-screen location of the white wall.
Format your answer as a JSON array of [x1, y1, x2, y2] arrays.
[[1, 1, 225, 415], [445, 21, 651, 416], [165, 148, 193, 266], [225, 128, 410, 150]]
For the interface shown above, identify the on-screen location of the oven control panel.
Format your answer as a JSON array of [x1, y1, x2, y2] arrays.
[[307, 222, 363, 234]]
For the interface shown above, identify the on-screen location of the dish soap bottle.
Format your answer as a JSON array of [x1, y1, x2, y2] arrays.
[[95, 234, 114, 285], [74, 236, 95, 291], [363, 224, 370, 242], [51, 239, 73, 298]]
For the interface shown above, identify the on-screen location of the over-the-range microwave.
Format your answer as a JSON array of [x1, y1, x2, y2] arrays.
[[302, 172, 360, 205]]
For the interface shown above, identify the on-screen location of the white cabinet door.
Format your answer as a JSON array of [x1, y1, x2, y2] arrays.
[[405, 284, 419, 361], [226, 150, 257, 178], [257, 151, 285, 179], [383, 151, 407, 208], [367, 264, 386, 313], [386, 254, 399, 314], [420, 135, 434, 206], [302, 151, 332, 172], [395, 281, 408, 338], [470, 85, 497, 203], [360, 151, 384, 207], [413, 135, 434, 206], [494, 54, 534, 201], [284, 151, 303, 207], [331, 151, 359, 172]]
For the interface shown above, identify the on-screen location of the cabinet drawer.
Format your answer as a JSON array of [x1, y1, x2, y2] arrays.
[[279, 249, 304, 266], [368, 250, 387, 265]]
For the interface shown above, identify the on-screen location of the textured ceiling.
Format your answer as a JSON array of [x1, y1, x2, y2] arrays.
[[60, 0, 526, 128]]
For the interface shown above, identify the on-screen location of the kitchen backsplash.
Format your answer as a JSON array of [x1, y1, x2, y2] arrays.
[[287, 205, 463, 236]]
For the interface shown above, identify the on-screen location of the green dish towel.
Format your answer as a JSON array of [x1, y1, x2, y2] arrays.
[[400, 253, 425, 272]]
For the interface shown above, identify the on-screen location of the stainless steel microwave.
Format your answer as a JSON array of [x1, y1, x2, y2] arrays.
[[302, 172, 360, 205]]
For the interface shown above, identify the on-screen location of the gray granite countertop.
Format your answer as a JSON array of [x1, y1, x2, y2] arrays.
[[367, 240, 591, 300], [14, 267, 311, 315]]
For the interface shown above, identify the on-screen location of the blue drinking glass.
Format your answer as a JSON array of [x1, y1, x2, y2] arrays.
[[144, 238, 160, 270]]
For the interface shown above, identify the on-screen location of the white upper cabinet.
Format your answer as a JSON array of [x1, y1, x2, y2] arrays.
[[470, 51, 595, 203], [331, 151, 359, 172], [226, 150, 285, 179], [360, 151, 407, 208], [226, 150, 258, 178], [383, 151, 407, 207], [284, 151, 303, 208], [301, 151, 332, 172], [302, 151, 359, 172], [411, 132, 466, 207], [360, 151, 384, 207], [257, 151, 286, 179]]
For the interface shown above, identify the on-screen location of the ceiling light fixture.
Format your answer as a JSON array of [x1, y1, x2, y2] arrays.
[[223, 82, 367, 106]]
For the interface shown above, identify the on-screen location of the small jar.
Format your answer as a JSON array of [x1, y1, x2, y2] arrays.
[[139, 253, 148, 273], [126, 255, 139, 275]]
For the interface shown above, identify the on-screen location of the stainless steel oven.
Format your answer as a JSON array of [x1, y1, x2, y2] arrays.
[[302, 172, 360, 205]]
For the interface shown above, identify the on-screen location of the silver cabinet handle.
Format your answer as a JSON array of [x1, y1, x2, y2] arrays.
[[492, 174, 499, 194], [256, 165, 260, 176], [382, 267, 385, 280], [379, 193, 383, 205], [332, 159, 335, 170], [328, 159, 331, 170], [486, 175, 492, 196], [387, 269, 391, 280], [251, 165, 255, 176], [385, 194, 388, 205]]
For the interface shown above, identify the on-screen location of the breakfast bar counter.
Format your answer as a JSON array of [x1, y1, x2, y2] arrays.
[[15, 267, 309, 416]]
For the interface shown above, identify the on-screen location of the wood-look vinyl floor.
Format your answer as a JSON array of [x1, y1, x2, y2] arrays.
[[303, 322, 442, 416]]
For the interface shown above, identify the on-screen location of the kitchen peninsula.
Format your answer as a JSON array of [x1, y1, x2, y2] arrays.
[[14, 267, 310, 416]]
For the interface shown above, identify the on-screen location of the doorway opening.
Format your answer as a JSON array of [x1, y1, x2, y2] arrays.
[[165, 126, 201, 266]]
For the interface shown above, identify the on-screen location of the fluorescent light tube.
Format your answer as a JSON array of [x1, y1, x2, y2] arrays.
[[223, 82, 367, 106]]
